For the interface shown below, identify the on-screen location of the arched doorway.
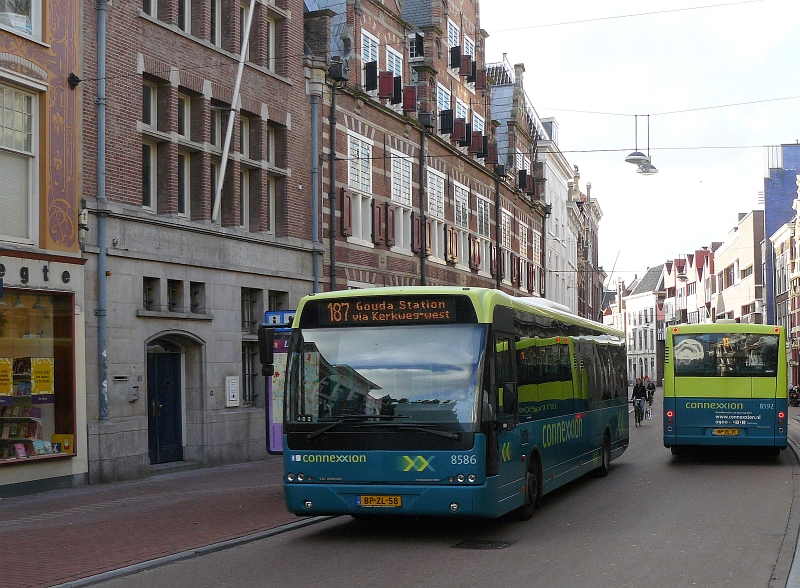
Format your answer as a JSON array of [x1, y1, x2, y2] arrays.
[[147, 339, 184, 464]]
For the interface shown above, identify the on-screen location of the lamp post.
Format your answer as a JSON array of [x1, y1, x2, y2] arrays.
[[626, 114, 658, 175]]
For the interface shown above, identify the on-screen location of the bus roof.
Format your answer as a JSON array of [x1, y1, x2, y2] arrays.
[[293, 286, 624, 338], [667, 323, 784, 336]]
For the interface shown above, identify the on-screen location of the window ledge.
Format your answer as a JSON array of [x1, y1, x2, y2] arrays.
[[346, 237, 375, 248], [136, 308, 214, 321]]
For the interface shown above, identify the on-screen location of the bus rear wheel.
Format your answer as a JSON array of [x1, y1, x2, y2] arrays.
[[514, 454, 541, 521], [594, 433, 611, 477]]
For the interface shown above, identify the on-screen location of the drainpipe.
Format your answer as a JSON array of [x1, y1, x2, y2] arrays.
[[495, 176, 502, 290], [309, 79, 323, 292], [328, 84, 337, 291], [96, 0, 109, 420], [419, 130, 426, 285], [211, 0, 255, 223]]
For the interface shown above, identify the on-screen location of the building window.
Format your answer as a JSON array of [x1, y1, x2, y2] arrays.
[[209, 0, 221, 46], [177, 151, 190, 216], [177, 0, 190, 33], [240, 115, 250, 159], [189, 282, 205, 313], [477, 196, 491, 238], [142, 0, 156, 16], [409, 33, 423, 59], [167, 279, 183, 312], [141, 142, 156, 210], [241, 288, 260, 333], [241, 341, 259, 406], [427, 170, 445, 219], [143, 277, 160, 310], [239, 1, 251, 60], [210, 158, 220, 204], [240, 169, 250, 230], [518, 214, 529, 259], [265, 123, 276, 165], [0, 291, 76, 463], [0, 83, 36, 243], [210, 107, 223, 148], [447, 18, 459, 49], [455, 98, 468, 121], [387, 47, 403, 78], [454, 183, 469, 229], [391, 154, 412, 206], [501, 210, 512, 249], [264, 16, 276, 71], [142, 83, 157, 127], [0, 0, 41, 38], [362, 30, 379, 86], [741, 265, 753, 279], [463, 35, 475, 57], [265, 175, 276, 233], [348, 133, 372, 193], [177, 93, 190, 138], [472, 113, 484, 134], [268, 290, 288, 311], [437, 84, 451, 113]]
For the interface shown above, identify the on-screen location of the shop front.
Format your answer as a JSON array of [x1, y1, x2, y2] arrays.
[[0, 254, 87, 496]]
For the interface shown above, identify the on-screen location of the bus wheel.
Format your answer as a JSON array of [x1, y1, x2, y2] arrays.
[[594, 433, 611, 477], [670, 446, 682, 456], [515, 454, 541, 521]]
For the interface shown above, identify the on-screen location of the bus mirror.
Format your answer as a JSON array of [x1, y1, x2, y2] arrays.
[[503, 382, 518, 416], [258, 326, 275, 367]]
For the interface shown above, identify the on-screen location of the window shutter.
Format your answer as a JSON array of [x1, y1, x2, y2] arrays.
[[475, 69, 487, 90], [511, 254, 519, 285], [379, 71, 394, 99], [451, 118, 467, 142], [485, 142, 498, 165], [540, 267, 546, 295], [439, 109, 454, 134], [372, 199, 385, 244], [425, 218, 433, 256], [518, 169, 527, 190], [467, 60, 477, 83], [528, 263, 535, 291], [392, 76, 402, 104], [526, 175, 535, 194], [460, 55, 471, 77], [490, 244, 497, 277], [385, 202, 395, 246], [364, 61, 378, 91], [411, 211, 421, 252], [468, 234, 478, 270], [451, 227, 459, 264], [458, 123, 472, 147], [340, 188, 352, 237], [468, 130, 482, 154], [413, 33, 424, 57], [402, 86, 417, 112], [449, 45, 461, 69], [479, 135, 489, 159]]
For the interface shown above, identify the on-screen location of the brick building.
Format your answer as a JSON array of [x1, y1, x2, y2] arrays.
[[0, 0, 88, 492], [79, 0, 316, 483]]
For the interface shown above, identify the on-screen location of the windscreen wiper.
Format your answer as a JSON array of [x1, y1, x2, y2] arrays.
[[354, 422, 462, 440], [306, 415, 408, 440]]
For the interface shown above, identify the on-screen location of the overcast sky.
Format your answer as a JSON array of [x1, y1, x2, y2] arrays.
[[480, 0, 800, 289]]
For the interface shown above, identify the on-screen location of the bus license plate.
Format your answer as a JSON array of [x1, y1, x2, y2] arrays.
[[357, 495, 402, 508], [713, 428, 739, 436]]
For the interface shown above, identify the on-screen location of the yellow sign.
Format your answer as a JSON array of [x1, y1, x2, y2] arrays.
[[0, 359, 12, 395], [31, 358, 54, 395], [501, 442, 512, 462]]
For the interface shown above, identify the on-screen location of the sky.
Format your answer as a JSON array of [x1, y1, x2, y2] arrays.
[[479, 0, 800, 289]]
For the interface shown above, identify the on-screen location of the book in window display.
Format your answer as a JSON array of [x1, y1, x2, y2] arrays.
[[13, 443, 27, 458]]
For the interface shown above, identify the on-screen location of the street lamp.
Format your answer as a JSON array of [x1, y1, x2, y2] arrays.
[[626, 114, 657, 174]]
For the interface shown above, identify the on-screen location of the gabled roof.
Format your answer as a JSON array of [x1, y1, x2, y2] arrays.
[[629, 264, 665, 296]]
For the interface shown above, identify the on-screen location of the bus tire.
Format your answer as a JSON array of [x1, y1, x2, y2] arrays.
[[594, 432, 611, 477], [670, 446, 682, 456], [514, 453, 541, 521]]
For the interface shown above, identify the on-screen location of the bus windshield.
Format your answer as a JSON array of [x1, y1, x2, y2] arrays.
[[286, 324, 487, 428], [673, 333, 779, 377]]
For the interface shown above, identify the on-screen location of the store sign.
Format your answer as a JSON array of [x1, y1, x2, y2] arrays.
[[0, 359, 12, 395], [316, 297, 458, 327], [0, 260, 72, 288], [31, 358, 54, 395]]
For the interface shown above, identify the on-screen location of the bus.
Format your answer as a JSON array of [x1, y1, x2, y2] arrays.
[[663, 323, 787, 455], [270, 287, 629, 520]]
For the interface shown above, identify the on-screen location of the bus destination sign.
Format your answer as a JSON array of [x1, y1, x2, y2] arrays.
[[315, 296, 461, 327]]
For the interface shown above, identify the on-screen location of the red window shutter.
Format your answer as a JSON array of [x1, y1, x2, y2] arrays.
[[468, 234, 478, 270], [460, 55, 471, 77], [475, 69, 487, 90], [402, 86, 417, 113], [526, 175, 534, 194], [499, 249, 506, 280], [411, 211, 421, 253], [485, 142, 498, 165], [379, 71, 394, 99], [445, 225, 454, 262], [372, 199, 385, 245], [425, 218, 433, 256], [340, 188, 352, 237], [528, 263, 535, 291], [385, 202, 395, 247], [468, 131, 482, 154], [451, 118, 467, 143]]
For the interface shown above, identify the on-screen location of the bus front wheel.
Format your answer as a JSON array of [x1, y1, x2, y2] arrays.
[[515, 453, 541, 521], [594, 432, 611, 477]]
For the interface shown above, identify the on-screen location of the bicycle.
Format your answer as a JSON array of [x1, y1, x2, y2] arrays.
[[633, 398, 645, 427]]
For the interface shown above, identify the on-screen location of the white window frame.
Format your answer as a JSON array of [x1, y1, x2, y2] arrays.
[[0, 82, 38, 244], [177, 150, 190, 217], [177, 93, 191, 139], [518, 214, 529, 260], [210, 108, 222, 149], [501, 209, 513, 282], [387, 46, 403, 78], [472, 112, 484, 134], [265, 174, 276, 234], [142, 0, 156, 17], [265, 124, 275, 165], [427, 169, 445, 219], [391, 152, 412, 206], [177, 0, 191, 33], [362, 29, 380, 89], [392, 204, 413, 254], [447, 19, 459, 50], [240, 168, 250, 230], [142, 141, 157, 211], [436, 83, 451, 113], [265, 16, 277, 72], [142, 82, 157, 127], [0, 0, 42, 39], [463, 35, 475, 57], [429, 218, 446, 262], [532, 228, 542, 265], [210, 0, 221, 46], [454, 182, 469, 229], [239, 1, 251, 61], [479, 238, 491, 276], [240, 115, 250, 159], [515, 149, 524, 172], [455, 98, 468, 121], [347, 131, 373, 245], [477, 196, 491, 238]]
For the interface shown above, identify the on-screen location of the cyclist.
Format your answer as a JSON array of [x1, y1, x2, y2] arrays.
[[631, 377, 648, 427], [645, 376, 656, 407]]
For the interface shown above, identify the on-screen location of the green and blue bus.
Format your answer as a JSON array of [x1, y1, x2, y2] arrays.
[[273, 287, 628, 520], [663, 322, 787, 454]]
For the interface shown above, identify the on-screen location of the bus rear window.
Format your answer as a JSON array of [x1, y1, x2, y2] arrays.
[[673, 333, 779, 377]]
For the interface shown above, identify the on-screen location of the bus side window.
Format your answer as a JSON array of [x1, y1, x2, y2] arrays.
[[495, 336, 512, 412]]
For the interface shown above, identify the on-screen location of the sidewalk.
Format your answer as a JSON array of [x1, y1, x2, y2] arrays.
[[0, 455, 305, 588]]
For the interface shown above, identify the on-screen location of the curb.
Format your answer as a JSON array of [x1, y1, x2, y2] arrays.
[[774, 418, 800, 588], [49, 516, 334, 588]]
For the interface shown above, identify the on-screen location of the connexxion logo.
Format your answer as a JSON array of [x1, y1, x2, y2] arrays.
[[684, 402, 744, 410], [290, 454, 367, 463], [399, 455, 435, 472]]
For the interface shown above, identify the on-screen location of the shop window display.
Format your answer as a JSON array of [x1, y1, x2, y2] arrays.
[[0, 291, 75, 462]]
